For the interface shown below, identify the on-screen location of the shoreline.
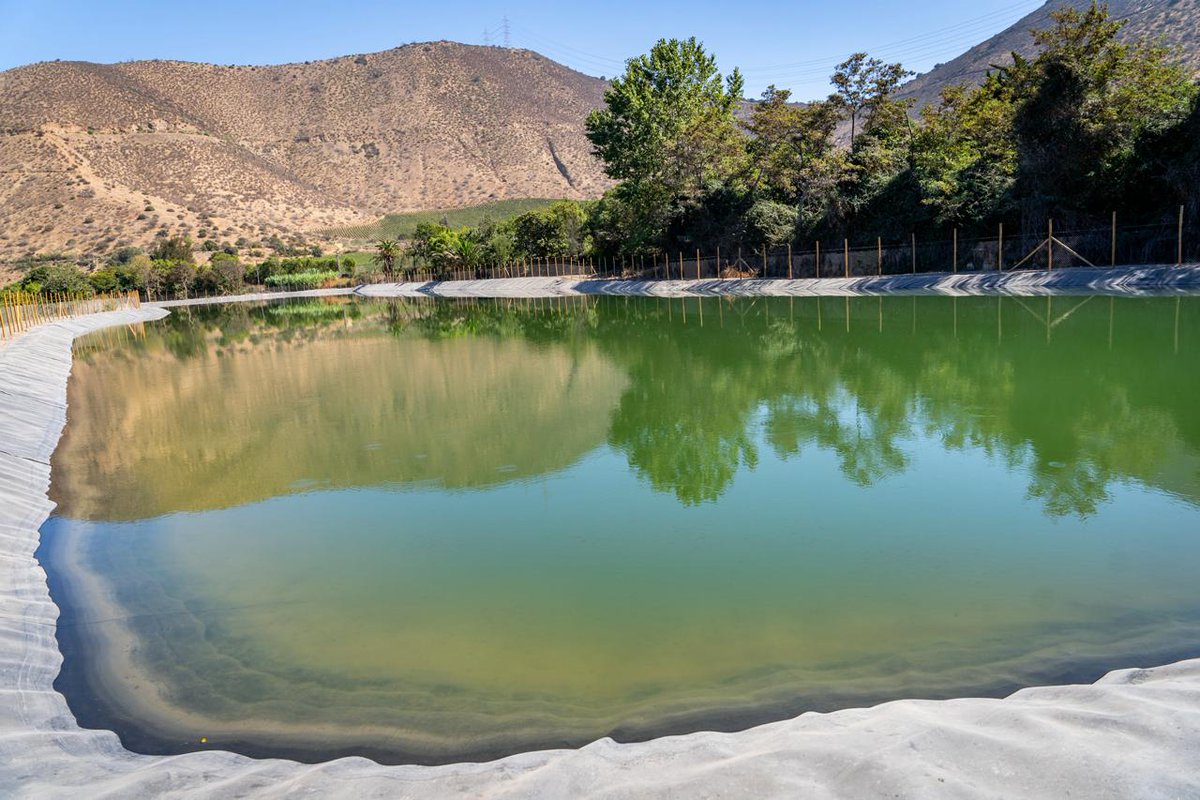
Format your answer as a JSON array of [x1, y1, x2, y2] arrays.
[[1, 305, 1199, 797], [353, 264, 1200, 298]]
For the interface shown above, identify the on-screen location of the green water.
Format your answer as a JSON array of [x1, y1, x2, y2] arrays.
[[41, 294, 1200, 764]]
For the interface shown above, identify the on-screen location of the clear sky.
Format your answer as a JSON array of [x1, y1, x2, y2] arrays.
[[0, 0, 1045, 100]]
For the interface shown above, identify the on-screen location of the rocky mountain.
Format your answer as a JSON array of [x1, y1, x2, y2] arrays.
[[901, 0, 1200, 109], [0, 42, 610, 264]]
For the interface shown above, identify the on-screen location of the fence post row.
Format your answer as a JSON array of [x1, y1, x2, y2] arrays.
[[0, 290, 140, 342], [5, 206, 1193, 327]]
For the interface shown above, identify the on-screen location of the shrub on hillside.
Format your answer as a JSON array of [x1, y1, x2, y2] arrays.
[[150, 235, 195, 264], [194, 253, 245, 295], [20, 263, 95, 296]]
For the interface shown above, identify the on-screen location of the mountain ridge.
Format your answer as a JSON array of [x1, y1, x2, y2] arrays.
[[901, 0, 1200, 108], [0, 41, 611, 263]]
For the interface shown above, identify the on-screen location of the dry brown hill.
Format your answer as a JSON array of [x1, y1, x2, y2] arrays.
[[0, 42, 610, 264], [901, 0, 1200, 109]]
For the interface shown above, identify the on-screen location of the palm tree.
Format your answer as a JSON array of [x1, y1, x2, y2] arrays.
[[372, 239, 400, 279], [454, 238, 483, 277]]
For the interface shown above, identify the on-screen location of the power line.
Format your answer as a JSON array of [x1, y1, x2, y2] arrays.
[[495, 0, 1161, 94], [743, 0, 1043, 73], [892, 3, 1165, 92], [502, 1, 1042, 87]]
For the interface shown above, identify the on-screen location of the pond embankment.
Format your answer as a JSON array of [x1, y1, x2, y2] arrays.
[[2, 303, 1200, 798], [356, 264, 1200, 299]]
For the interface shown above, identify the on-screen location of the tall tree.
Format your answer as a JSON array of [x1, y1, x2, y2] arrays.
[[586, 38, 746, 250], [913, 74, 1020, 225], [1012, 2, 1197, 216], [746, 86, 850, 234], [372, 239, 400, 278], [830, 53, 913, 143]]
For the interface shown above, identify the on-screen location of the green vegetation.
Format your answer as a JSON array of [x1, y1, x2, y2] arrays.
[[3, 238, 360, 300], [388, 5, 1198, 264], [324, 198, 561, 240], [265, 270, 340, 289], [578, 5, 1197, 256], [377, 200, 589, 277]]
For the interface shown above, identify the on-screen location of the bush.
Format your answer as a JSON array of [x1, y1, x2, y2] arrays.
[[744, 200, 799, 249], [265, 270, 339, 289], [22, 263, 95, 295], [151, 235, 195, 263], [155, 260, 196, 297], [91, 258, 150, 295], [109, 245, 144, 265], [88, 268, 121, 293], [193, 253, 245, 295]]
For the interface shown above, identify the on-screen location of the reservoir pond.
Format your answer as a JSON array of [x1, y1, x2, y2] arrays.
[[40, 294, 1200, 764]]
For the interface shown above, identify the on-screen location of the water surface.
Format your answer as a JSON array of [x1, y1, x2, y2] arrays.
[[41, 294, 1200, 764]]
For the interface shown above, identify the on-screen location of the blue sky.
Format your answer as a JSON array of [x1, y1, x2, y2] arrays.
[[0, 0, 1044, 100]]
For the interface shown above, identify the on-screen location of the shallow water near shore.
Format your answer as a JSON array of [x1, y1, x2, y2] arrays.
[[39, 294, 1200, 764]]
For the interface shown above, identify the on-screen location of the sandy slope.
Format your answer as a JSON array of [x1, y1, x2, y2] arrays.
[[1, 301, 1198, 799]]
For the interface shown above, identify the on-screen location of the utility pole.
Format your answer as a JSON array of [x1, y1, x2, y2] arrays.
[[502, 16, 510, 48]]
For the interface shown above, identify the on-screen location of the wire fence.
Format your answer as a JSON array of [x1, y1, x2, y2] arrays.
[[354, 209, 1199, 285], [0, 290, 141, 342]]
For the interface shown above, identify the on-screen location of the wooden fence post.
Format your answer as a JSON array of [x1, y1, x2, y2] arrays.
[[999, 223, 1004, 271], [843, 239, 849, 278], [1048, 219, 1054, 271], [911, 233, 916, 274], [953, 227, 958, 273], [762, 246, 768, 277], [877, 237, 882, 276], [1111, 211, 1117, 267], [696, 249, 701, 280], [1179, 205, 1185, 267], [816, 241, 821, 279], [787, 243, 793, 280]]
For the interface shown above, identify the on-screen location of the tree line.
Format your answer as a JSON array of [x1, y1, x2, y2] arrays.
[[1, 236, 365, 299], [381, 3, 1198, 274]]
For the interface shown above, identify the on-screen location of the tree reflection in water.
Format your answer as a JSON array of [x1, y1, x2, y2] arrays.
[[76, 293, 1200, 518]]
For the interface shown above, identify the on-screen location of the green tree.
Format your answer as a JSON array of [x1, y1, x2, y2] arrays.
[[196, 252, 245, 294], [372, 239, 401, 278], [410, 224, 468, 277], [155, 259, 196, 298], [21, 263, 94, 295], [1011, 2, 1197, 215], [586, 38, 746, 248], [831, 53, 913, 143], [511, 200, 588, 258], [913, 74, 1019, 225], [150, 235, 195, 264], [745, 86, 850, 234], [744, 200, 798, 250]]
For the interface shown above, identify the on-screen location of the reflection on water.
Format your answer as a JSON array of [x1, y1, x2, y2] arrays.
[[54, 301, 625, 519], [40, 294, 1200, 764]]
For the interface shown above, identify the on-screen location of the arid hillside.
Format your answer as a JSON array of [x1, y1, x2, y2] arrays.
[[0, 42, 610, 263], [902, 0, 1200, 109]]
